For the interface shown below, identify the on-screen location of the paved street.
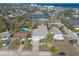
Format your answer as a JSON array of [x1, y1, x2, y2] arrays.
[[17, 44, 24, 53], [0, 50, 51, 56], [32, 40, 39, 56]]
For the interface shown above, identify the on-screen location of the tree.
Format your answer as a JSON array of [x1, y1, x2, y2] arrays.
[[47, 33, 53, 41], [0, 35, 2, 41], [8, 39, 20, 49], [50, 47, 57, 54], [22, 22, 33, 29], [45, 33, 53, 44], [59, 26, 66, 34], [63, 9, 73, 16], [0, 36, 3, 48], [0, 18, 7, 31]]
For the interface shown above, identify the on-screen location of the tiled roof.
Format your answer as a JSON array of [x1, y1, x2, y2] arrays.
[[13, 32, 27, 38]]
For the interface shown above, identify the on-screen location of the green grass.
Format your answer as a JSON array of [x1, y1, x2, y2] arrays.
[[39, 44, 50, 51], [50, 47, 57, 54], [23, 40, 32, 50], [8, 39, 20, 49], [0, 39, 3, 48], [73, 30, 79, 32], [45, 33, 54, 43], [26, 9, 35, 13]]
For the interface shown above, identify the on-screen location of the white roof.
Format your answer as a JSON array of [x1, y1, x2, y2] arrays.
[[37, 18, 48, 21], [63, 27, 78, 40], [54, 35, 64, 40], [50, 27, 62, 34], [33, 11, 43, 14], [32, 25, 48, 41], [0, 31, 10, 38]]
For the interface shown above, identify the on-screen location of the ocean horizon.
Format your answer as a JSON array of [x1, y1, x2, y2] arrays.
[[36, 3, 79, 8], [0, 3, 79, 8]]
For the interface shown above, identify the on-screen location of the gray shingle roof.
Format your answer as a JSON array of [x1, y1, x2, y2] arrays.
[[0, 31, 10, 38]]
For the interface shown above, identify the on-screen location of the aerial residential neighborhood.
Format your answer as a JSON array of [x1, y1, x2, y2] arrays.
[[0, 3, 79, 56]]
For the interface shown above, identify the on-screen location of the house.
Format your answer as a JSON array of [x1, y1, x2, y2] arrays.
[[50, 27, 64, 40], [0, 31, 11, 46], [23, 13, 49, 19], [67, 20, 79, 25], [74, 32, 79, 38], [31, 25, 48, 41], [74, 25, 79, 30], [13, 32, 27, 40], [2, 39, 11, 46], [36, 18, 48, 22], [30, 25, 48, 54], [72, 14, 79, 18], [0, 31, 10, 40]]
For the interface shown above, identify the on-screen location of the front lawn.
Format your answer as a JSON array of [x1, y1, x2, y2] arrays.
[[0, 40, 3, 48], [39, 44, 50, 51], [23, 39, 32, 50], [8, 39, 20, 49]]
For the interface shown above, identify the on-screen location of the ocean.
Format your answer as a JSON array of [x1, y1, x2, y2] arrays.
[[36, 3, 79, 8]]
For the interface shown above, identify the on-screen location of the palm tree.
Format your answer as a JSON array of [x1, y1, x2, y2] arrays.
[[44, 33, 53, 44], [50, 47, 57, 55], [0, 36, 3, 48], [0, 36, 2, 42]]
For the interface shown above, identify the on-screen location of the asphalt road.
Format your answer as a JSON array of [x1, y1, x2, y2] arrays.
[[0, 50, 51, 56]]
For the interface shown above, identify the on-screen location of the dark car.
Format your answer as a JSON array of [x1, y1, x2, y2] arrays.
[[58, 52, 66, 56]]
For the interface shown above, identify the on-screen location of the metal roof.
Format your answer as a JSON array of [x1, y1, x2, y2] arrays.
[[32, 25, 48, 37], [50, 27, 62, 34]]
